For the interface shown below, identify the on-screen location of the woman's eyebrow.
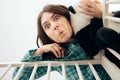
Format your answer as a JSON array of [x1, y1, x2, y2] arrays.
[[42, 13, 55, 26]]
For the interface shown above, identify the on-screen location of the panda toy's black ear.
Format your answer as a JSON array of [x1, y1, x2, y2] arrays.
[[68, 6, 76, 14]]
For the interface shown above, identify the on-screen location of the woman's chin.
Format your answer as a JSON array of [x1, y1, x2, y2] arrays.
[[55, 39, 68, 43]]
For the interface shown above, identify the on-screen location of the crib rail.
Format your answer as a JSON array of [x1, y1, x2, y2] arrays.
[[103, 0, 120, 29], [107, 48, 120, 60], [101, 56, 120, 80], [101, 1, 120, 79], [0, 59, 102, 80], [105, 0, 120, 4], [105, 16, 120, 22], [0, 59, 101, 67], [0, 57, 120, 80], [103, 0, 120, 61]]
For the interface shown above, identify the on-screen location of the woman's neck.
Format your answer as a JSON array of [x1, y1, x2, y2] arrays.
[[66, 38, 75, 43]]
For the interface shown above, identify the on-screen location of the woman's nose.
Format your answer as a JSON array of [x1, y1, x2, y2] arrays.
[[52, 23, 59, 30], [54, 25, 59, 30]]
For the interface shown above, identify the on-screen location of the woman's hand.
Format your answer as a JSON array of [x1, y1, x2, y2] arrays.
[[79, 0, 103, 18], [35, 43, 65, 58]]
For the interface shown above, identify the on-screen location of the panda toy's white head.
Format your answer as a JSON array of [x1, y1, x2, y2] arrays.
[[69, 3, 93, 34]]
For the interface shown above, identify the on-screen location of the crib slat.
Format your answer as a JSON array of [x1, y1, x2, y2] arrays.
[[105, 16, 120, 22], [13, 64, 25, 80], [75, 63, 84, 80], [0, 64, 11, 80], [62, 63, 66, 80], [107, 48, 120, 60], [105, 0, 120, 4], [101, 56, 120, 80], [29, 64, 38, 80], [46, 63, 51, 80], [88, 63, 101, 80]]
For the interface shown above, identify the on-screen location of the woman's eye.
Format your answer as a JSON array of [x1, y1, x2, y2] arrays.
[[45, 24, 50, 30], [54, 15, 60, 21]]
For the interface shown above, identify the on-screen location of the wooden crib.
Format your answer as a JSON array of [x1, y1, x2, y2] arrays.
[[0, 0, 120, 80]]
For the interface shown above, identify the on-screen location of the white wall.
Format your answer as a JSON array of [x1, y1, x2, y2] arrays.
[[0, 0, 76, 79], [0, 0, 77, 62]]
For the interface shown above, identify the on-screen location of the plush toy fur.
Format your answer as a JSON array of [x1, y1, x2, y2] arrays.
[[69, 3, 93, 34]]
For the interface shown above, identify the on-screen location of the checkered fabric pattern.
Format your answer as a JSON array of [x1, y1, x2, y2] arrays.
[[12, 41, 111, 80]]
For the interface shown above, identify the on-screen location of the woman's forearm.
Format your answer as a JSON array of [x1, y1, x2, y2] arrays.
[[34, 47, 45, 56]]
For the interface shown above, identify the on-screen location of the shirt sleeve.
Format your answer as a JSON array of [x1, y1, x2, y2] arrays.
[[112, 11, 120, 18], [21, 49, 43, 62], [12, 49, 44, 79]]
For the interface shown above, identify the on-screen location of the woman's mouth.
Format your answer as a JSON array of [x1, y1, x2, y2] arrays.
[[59, 31, 66, 37], [59, 31, 63, 35]]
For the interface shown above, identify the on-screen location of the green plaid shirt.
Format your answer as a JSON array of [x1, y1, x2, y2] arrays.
[[13, 41, 111, 80]]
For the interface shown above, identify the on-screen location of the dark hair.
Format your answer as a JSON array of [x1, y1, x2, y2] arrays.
[[36, 4, 71, 47]]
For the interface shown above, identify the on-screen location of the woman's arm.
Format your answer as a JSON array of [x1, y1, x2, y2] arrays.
[[79, 0, 120, 18], [12, 43, 65, 79], [79, 0, 103, 18], [112, 11, 120, 18], [21, 43, 65, 62], [34, 43, 65, 58]]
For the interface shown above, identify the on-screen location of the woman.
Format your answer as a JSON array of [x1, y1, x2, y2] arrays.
[[12, 4, 112, 80]]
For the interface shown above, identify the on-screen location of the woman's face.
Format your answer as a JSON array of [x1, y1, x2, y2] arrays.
[[41, 12, 73, 43]]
